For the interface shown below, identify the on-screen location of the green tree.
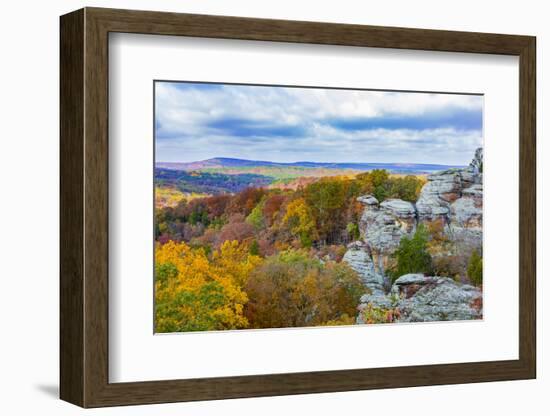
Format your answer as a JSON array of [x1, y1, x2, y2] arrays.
[[346, 222, 360, 241], [304, 178, 347, 243], [356, 169, 390, 201], [389, 224, 432, 281], [155, 262, 178, 286], [246, 199, 265, 230], [189, 207, 209, 225], [355, 170, 423, 203], [388, 175, 424, 202], [467, 250, 483, 286], [155, 281, 230, 332], [249, 239, 260, 256]]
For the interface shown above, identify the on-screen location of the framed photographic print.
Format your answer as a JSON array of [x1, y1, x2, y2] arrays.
[[60, 7, 536, 408]]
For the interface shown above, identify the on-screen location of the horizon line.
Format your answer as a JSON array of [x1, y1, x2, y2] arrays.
[[154, 157, 467, 167]]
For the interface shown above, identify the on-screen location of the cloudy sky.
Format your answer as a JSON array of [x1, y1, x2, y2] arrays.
[[155, 81, 483, 165]]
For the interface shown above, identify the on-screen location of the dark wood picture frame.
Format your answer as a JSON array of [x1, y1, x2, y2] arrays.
[[60, 7, 536, 408]]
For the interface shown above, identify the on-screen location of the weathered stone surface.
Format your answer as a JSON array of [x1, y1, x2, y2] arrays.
[[342, 241, 385, 295], [358, 196, 416, 256], [358, 291, 395, 314], [415, 149, 483, 240], [393, 273, 436, 286], [357, 195, 379, 206], [415, 148, 482, 224], [469, 147, 483, 176], [416, 169, 463, 221], [395, 276, 482, 322], [447, 180, 483, 249], [357, 274, 482, 323], [450, 185, 483, 229], [462, 183, 483, 201], [380, 199, 416, 218], [345, 148, 484, 323]]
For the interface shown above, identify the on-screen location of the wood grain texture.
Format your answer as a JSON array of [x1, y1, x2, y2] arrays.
[[83, 10, 110, 406], [59, 8, 84, 407], [518, 38, 537, 376], [59, 7, 537, 408]]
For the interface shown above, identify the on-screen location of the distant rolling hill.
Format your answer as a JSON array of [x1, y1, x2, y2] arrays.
[[155, 157, 466, 197], [156, 157, 464, 175], [155, 168, 273, 195]]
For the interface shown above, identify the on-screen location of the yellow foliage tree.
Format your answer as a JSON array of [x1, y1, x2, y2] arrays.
[[155, 240, 262, 332], [283, 198, 317, 247]]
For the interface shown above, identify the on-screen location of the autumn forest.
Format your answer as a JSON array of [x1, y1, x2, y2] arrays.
[[156, 168, 426, 331]]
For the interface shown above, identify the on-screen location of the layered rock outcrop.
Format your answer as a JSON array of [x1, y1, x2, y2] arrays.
[[343, 148, 483, 323], [394, 275, 482, 322], [451, 184, 483, 226], [342, 241, 385, 295], [416, 148, 482, 224], [356, 274, 482, 323], [357, 197, 417, 279]]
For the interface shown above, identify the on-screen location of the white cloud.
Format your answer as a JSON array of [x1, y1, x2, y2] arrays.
[[155, 82, 483, 165]]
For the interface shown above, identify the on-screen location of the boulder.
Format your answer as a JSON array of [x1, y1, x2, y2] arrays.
[[380, 199, 416, 219], [357, 274, 483, 323], [390, 273, 439, 299], [395, 276, 482, 322], [357, 195, 379, 206], [393, 273, 436, 286]]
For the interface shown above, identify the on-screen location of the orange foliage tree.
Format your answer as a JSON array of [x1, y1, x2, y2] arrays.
[[244, 249, 363, 329]]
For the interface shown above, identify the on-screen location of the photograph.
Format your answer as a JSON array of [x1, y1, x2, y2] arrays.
[[153, 81, 484, 333]]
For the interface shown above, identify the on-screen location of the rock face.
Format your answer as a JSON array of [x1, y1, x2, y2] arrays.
[[358, 195, 416, 252], [469, 147, 483, 174], [356, 197, 417, 278], [417, 148, 483, 226], [356, 273, 483, 323], [416, 169, 465, 221], [396, 277, 482, 322], [342, 241, 385, 295], [450, 184, 483, 230], [342, 148, 484, 323]]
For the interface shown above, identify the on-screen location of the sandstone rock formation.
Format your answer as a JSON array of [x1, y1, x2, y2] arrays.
[[342, 241, 385, 295], [416, 147, 483, 224], [394, 276, 482, 322], [450, 184, 483, 235], [343, 148, 484, 323], [359, 198, 417, 250], [469, 147, 483, 174], [356, 273, 483, 323], [357, 196, 417, 279], [416, 169, 465, 221]]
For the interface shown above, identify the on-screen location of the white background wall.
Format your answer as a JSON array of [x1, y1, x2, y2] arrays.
[[0, 0, 546, 414]]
